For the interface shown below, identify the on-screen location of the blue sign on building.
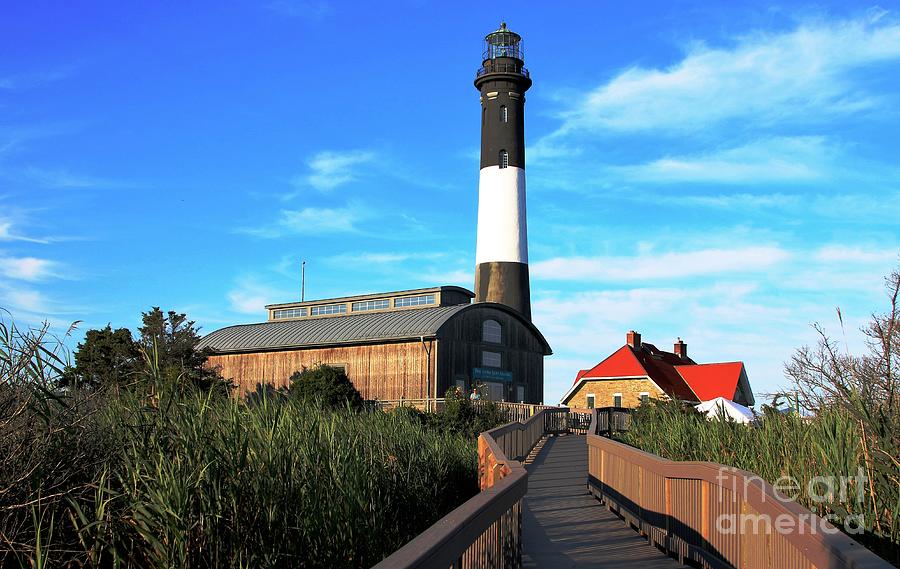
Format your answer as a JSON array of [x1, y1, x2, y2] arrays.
[[472, 367, 513, 382]]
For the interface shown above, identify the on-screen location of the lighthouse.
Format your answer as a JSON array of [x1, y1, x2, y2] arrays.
[[474, 23, 533, 320]]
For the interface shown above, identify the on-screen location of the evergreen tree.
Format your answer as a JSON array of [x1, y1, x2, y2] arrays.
[[60, 325, 140, 389], [138, 307, 227, 392]]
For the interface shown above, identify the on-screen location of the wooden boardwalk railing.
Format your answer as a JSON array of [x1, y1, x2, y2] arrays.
[[585, 409, 893, 569], [371, 398, 557, 422], [374, 408, 569, 568]]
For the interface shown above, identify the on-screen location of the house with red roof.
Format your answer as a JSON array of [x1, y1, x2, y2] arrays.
[[560, 331, 754, 409]]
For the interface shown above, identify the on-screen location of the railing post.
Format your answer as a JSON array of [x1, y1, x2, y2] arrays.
[[664, 477, 672, 548], [701, 480, 710, 549]]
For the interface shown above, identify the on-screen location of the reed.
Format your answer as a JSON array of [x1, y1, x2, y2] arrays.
[[1, 317, 479, 568], [621, 400, 899, 564]]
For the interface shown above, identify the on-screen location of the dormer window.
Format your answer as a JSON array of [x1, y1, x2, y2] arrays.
[[499, 150, 508, 169]]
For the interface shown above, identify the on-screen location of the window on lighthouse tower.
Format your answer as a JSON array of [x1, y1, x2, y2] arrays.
[[500, 105, 508, 122], [499, 150, 508, 169]]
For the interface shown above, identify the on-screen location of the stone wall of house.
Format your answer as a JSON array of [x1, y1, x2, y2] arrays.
[[565, 378, 665, 409]]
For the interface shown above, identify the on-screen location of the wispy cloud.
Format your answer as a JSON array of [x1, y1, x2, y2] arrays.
[[0, 256, 63, 281], [552, 13, 900, 135], [814, 245, 899, 264], [265, 0, 331, 19], [617, 136, 833, 184], [23, 166, 116, 189], [532, 246, 790, 282], [291, 150, 375, 193], [0, 65, 78, 91], [1, 287, 51, 314], [326, 251, 446, 265], [530, 236, 900, 403], [228, 289, 270, 315], [0, 219, 50, 244], [0, 280, 74, 326], [635, 189, 900, 223], [240, 203, 364, 238], [227, 279, 293, 315], [419, 269, 473, 287]]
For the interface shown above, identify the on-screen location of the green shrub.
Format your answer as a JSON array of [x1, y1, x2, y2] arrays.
[[288, 364, 364, 410], [437, 388, 506, 438]]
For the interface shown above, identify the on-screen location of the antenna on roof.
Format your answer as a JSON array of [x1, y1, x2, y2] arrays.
[[301, 260, 306, 302]]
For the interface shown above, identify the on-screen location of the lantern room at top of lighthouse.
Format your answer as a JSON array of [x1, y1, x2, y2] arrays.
[[477, 22, 530, 80]]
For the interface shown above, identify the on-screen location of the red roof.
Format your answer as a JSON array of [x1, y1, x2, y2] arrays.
[[581, 345, 647, 380], [632, 343, 698, 401], [563, 334, 754, 406], [676, 362, 745, 401], [572, 343, 698, 402]]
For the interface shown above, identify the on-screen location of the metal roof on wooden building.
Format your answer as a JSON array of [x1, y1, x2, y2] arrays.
[[199, 302, 551, 354]]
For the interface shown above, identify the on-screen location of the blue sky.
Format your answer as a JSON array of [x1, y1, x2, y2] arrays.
[[2, 1, 899, 404]]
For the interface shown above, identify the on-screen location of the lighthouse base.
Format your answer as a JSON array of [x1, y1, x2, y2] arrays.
[[474, 261, 531, 320]]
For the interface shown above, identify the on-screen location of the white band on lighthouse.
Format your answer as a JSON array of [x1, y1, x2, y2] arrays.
[[475, 165, 528, 265]]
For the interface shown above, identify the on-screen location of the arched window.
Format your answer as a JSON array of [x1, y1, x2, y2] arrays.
[[500, 105, 508, 123], [499, 150, 508, 169], [483, 319, 502, 344]]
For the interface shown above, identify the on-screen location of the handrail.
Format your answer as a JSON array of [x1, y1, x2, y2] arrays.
[[374, 407, 569, 568], [588, 406, 632, 436], [586, 409, 892, 569], [371, 469, 526, 568], [371, 398, 557, 422]]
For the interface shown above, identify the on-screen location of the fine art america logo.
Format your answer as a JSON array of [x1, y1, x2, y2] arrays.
[[714, 467, 867, 536]]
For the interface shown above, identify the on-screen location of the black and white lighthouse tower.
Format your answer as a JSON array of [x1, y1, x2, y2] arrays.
[[474, 23, 533, 320]]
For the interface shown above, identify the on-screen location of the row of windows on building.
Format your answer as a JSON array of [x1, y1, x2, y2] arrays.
[[585, 392, 650, 409], [272, 294, 436, 320]]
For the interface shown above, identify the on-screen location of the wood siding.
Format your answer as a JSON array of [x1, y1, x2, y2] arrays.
[[208, 339, 437, 400], [207, 305, 548, 404], [436, 306, 545, 404]]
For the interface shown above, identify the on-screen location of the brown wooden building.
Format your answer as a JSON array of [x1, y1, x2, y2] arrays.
[[199, 286, 552, 403]]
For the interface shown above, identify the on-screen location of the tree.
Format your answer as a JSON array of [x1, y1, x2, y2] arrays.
[[60, 325, 141, 389], [783, 267, 899, 415], [138, 307, 228, 392], [288, 364, 363, 409], [780, 266, 898, 558]]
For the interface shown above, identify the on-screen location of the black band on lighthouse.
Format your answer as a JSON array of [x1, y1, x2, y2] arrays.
[[475, 261, 532, 321], [477, 75, 528, 170]]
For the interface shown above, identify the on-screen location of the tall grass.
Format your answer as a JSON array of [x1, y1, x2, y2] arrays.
[[1, 317, 478, 568], [621, 401, 899, 564]]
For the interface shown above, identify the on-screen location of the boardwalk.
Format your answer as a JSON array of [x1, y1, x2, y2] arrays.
[[522, 435, 681, 568]]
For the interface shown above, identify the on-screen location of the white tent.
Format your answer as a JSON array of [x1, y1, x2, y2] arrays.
[[695, 397, 755, 424]]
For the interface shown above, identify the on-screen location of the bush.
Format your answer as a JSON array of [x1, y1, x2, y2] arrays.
[[288, 364, 364, 409], [437, 388, 506, 438]]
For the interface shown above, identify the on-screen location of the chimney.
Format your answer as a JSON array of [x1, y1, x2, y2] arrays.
[[674, 337, 688, 359], [626, 330, 641, 349]]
